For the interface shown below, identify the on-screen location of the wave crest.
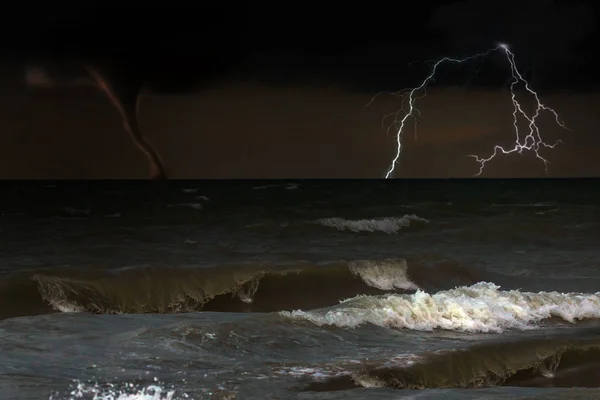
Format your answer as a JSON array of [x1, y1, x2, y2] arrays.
[[348, 259, 418, 291]]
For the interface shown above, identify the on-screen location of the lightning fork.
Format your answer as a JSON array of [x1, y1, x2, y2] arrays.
[[379, 44, 568, 179]]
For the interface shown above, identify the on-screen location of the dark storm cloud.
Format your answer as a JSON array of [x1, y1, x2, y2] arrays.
[[428, 0, 595, 69]]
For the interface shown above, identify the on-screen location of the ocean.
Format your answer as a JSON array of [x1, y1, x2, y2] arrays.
[[1, 178, 599, 400]]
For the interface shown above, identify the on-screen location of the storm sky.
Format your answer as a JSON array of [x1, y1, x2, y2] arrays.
[[0, 1, 598, 179]]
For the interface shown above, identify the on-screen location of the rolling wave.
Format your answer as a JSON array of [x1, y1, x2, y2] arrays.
[[2, 257, 479, 319], [302, 333, 600, 390]]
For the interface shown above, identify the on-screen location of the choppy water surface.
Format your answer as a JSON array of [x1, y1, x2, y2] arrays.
[[0, 179, 599, 399]]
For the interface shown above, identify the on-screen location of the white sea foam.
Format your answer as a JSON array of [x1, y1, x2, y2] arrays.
[[53, 381, 179, 400], [282, 282, 600, 333], [53, 378, 240, 400], [349, 259, 419, 291], [317, 214, 429, 234], [275, 365, 349, 380]]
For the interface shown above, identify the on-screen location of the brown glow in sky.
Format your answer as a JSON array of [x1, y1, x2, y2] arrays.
[[1, 82, 598, 179]]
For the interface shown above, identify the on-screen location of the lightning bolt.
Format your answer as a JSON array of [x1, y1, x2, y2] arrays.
[[377, 44, 569, 179]]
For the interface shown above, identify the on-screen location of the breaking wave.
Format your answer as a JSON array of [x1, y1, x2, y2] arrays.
[[282, 282, 600, 333], [2, 257, 479, 319], [316, 214, 429, 234], [302, 334, 600, 390]]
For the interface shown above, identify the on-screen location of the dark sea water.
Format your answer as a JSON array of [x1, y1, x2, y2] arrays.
[[1, 178, 600, 400]]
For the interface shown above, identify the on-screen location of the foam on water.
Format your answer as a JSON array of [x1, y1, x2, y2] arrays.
[[282, 282, 600, 333], [52, 381, 181, 400], [274, 354, 422, 381]]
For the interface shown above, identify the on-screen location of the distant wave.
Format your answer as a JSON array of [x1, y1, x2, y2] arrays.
[[0, 257, 484, 319], [282, 282, 600, 333], [316, 214, 429, 234], [490, 202, 557, 208], [252, 182, 300, 190], [302, 334, 600, 390]]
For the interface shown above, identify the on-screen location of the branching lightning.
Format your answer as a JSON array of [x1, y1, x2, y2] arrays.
[[375, 44, 569, 179]]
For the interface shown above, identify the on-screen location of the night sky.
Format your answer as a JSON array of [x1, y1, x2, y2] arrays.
[[0, 1, 597, 179]]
